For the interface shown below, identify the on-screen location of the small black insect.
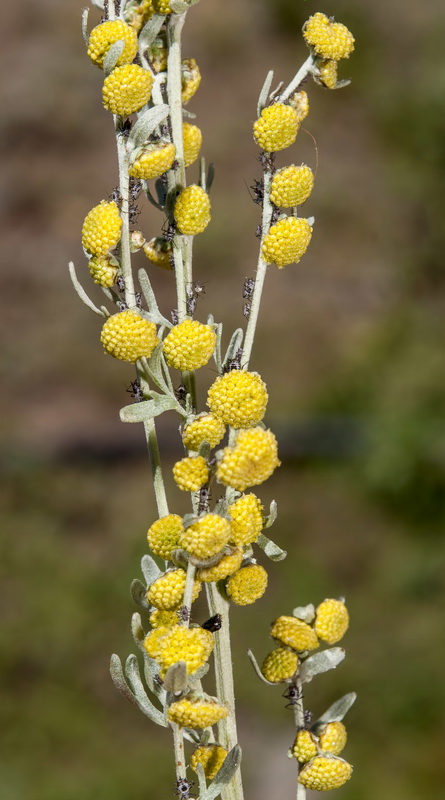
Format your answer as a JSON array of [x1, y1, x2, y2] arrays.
[[271, 206, 281, 224], [116, 276, 125, 293], [175, 383, 187, 405], [177, 605, 190, 623], [255, 225, 263, 239], [243, 277, 255, 301], [111, 187, 122, 206], [250, 178, 264, 205], [283, 684, 303, 709], [163, 222, 177, 243], [223, 347, 244, 373], [129, 178, 142, 201], [243, 302, 251, 319], [120, 118, 133, 137], [198, 485, 211, 514], [118, 301, 128, 312], [171, 308, 179, 325], [304, 710, 313, 728], [186, 291, 197, 316], [258, 151, 276, 171], [135, 291, 143, 309], [126, 379, 144, 402], [129, 204, 141, 225], [174, 778, 195, 799], [201, 614, 222, 633]]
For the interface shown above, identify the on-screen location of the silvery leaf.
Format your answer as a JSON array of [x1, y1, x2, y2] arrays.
[[170, 0, 189, 12], [143, 653, 166, 701], [119, 396, 179, 423], [170, 549, 189, 569], [138, 268, 161, 315], [206, 162, 215, 192], [81, 8, 89, 44], [182, 513, 197, 529], [68, 261, 107, 317], [138, 14, 166, 51], [313, 692, 357, 729], [264, 499, 277, 529], [200, 745, 242, 800], [131, 578, 150, 609], [141, 553, 162, 585], [256, 533, 287, 561], [129, 105, 170, 149], [182, 108, 197, 119], [163, 661, 187, 694], [246, 649, 276, 686], [110, 653, 138, 706], [91, 0, 104, 8], [125, 654, 167, 726], [299, 648, 345, 683], [292, 604, 315, 623], [222, 328, 243, 370], [131, 612, 146, 651], [196, 763, 207, 796], [103, 40, 125, 76], [257, 69, 274, 116]]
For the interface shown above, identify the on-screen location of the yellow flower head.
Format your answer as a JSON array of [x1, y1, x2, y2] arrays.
[[270, 165, 314, 209], [261, 647, 299, 683], [147, 514, 184, 560], [226, 564, 268, 606], [197, 549, 244, 583], [183, 414, 226, 452], [319, 721, 347, 756], [103, 64, 153, 116], [262, 217, 312, 268], [82, 200, 122, 256], [100, 310, 159, 362], [253, 103, 299, 152], [298, 756, 353, 791], [303, 13, 355, 61], [191, 745, 228, 780], [87, 20, 138, 69], [181, 58, 201, 103], [207, 371, 268, 428], [174, 185, 211, 236], [228, 493, 264, 546], [271, 616, 319, 652], [148, 608, 178, 628], [180, 514, 231, 560], [88, 254, 119, 288], [173, 456, 209, 492], [292, 730, 319, 763], [163, 320, 216, 371], [146, 568, 201, 611], [129, 141, 176, 180], [168, 696, 228, 729], [317, 59, 338, 89], [217, 428, 280, 492], [314, 598, 349, 644], [183, 122, 203, 167], [143, 237, 173, 270], [153, 0, 172, 15], [143, 624, 214, 677]]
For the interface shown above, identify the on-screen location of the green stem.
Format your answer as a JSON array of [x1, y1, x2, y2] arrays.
[[116, 125, 136, 308], [143, 418, 170, 518], [292, 677, 306, 800], [279, 55, 315, 104], [206, 584, 244, 800], [181, 561, 196, 627], [172, 722, 186, 781]]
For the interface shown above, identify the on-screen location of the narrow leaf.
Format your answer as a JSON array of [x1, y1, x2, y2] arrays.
[[131, 612, 146, 651], [247, 649, 276, 686], [103, 40, 125, 76], [222, 328, 243, 370], [257, 70, 274, 116], [110, 654, 138, 706], [131, 578, 150, 609], [163, 661, 187, 694], [196, 763, 207, 797], [68, 261, 106, 317], [201, 745, 242, 800], [313, 692, 357, 728], [143, 653, 166, 702], [138, 267, 161, 315], [141, 553, 162, 585], [81, 7, 89, 44], [206, 163, 215, 192], [182, 108, 197, 120], [125, 654, 167, 726], [129, 105, 170, 149], [256, 533, 287, 561], [264, 499, 277, 529], [119, 396, 179, 422], [138, 13, 166, 51], [299, 648, 345, 683], [91, 0, 104, 8], [292, 604, 315, 623]]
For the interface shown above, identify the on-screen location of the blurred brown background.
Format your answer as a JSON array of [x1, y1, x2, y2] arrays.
[[2, 0, 445, 798]]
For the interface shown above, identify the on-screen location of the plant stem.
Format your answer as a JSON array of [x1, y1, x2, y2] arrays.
[[279, 55, 315, 104], [172, 722, 186, 781], [292, 678, 306, 800], [181, 561, 196, 627], [206, 583, 244, 800], [144, 418, 170, 518], [243, 168, 272, 368], [116, 124, 136, 308]]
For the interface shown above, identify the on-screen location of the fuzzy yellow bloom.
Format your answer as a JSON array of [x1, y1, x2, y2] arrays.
[[292, 730, 319, 763], [181, 58, 201, 103], [180, 514, 231, 560], [103, 64, 153, 116], [174, 185, 211, 235], [148, 609, 178, 628], [270, 166, 314, 208], [143, 624, 170, 658], [288, 90, 309, 122], [183, 415, 226, 451], [271, 616, 319, 652], [262, 217, 312, 268], [319, 722, 347, 756], [314, 599, 349, 644], [226, 564, 268, 606], [173, 456, 209, 492], [168, 697, 228, 729], [153, 0, 172, 13], [147, 514, 184, 560], [82, 201, 122, 256], [207, 371, 268, 428], [183, 122, 202, 167], [191, 745, 228, 780], [217, 428, 280, 492], [198, 549, 243, 583], [228, 494, 264, 546], [261, 647, 299, 683], [100, 310, 159, 362], [163, 320, 216, 371], [143, 624, 214, 677], [253, 103, 299, 152], [87, 21, 138, 69], [143, 237, 173, 270], [88, 254, 119, 288], [317, 59, 338, 89], [129, 142, 176, 180], [146, 568, 201, 611], [303, 13, 355, 61], [298, 756, 353, 791]]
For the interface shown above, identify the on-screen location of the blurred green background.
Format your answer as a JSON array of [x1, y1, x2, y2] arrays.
[[2, 0, 445, 797]]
